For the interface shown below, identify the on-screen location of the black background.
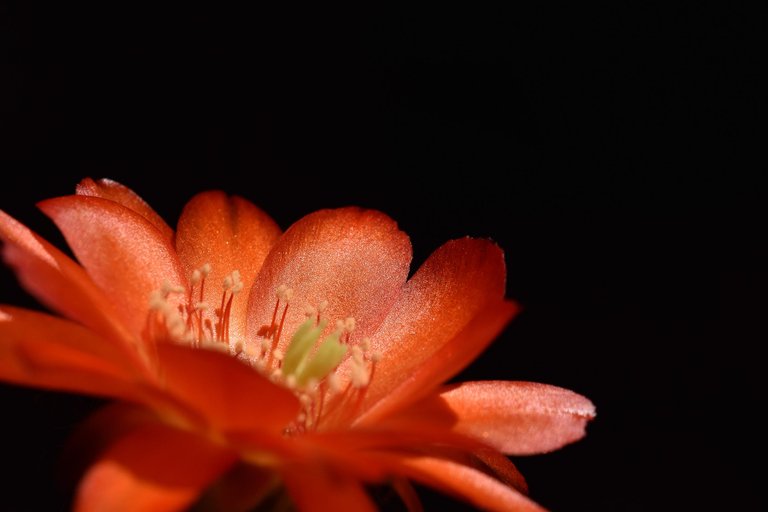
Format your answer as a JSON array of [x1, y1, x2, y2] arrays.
[[1, 3, 764, 511]]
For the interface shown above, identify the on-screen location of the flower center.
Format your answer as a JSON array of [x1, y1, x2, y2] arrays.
[[145, 265, 380, 432], [250, 287, 380, 433]]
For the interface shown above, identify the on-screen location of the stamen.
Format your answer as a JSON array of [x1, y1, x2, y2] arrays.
[[149, 278, 380, 435], [327, 373, 342, 394], [277, 284, 294, 302]]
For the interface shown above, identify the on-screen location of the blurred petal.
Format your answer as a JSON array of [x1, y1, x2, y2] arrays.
[[39, 196, 186, 337], [0, 209, 135, 347], [76, 178, 174, 241], [362, 238, 507, 411], [302, 429, 527, 495], [155, 343, 300, 432], [0, 306, 145, 398], [374, 455, 545, 512], [282, 465, 376, 512], [247, 208, 411, 349], [175, 191, 281, 341], [75, 424, 236, 512], [62, 403, 165, 490], [357, 299, 518, 424], [193, 463, 278, 512]]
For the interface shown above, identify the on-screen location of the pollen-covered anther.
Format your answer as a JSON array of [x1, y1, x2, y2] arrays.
[[350, 361, 371, 388], [327, 373, 342, 394], [299, 394, 313, 407], [305, 378, 319, 393], [148, 290, 166, 311], [223, 270, 242, 292], [276, 284, 294, 302], [160, 281, 185, 296], [351, 345, 365, 365], [146, 286, 188, 343]]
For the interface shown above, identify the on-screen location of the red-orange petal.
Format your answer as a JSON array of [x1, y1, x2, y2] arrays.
[[472, 447, 530, 495], [175, 191, 281, 342], [61, 403, 167, 491], [76, 178, 174, 241], [372, 454, 546, 512], [75, 424, 236, 512], [361, 238, 507, 411], [38, 195, 186, 338], [439, 381, 596, 455], [281, 465, 377, 512], [246, 208, 411, 349], [300, 427, 528, 496], [0, 306, 146, 398], [377, 380, 595, 456], [357, 299, 518, 424], [155, 343, 300, 432], [0, 209, 136, 349]]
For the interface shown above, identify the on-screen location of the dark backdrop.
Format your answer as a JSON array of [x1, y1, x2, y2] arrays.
[[1, 3, 764, 511]]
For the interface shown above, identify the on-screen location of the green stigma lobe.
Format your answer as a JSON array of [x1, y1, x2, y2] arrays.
[[297, 331, 348, 386], [283, 318, 326, 376]]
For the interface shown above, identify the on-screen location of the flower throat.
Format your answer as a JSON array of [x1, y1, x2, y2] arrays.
[[145, 264, 380, 432]]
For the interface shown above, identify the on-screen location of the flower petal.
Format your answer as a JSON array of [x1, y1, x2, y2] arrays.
[[0, 306, 146, 398], [61, 403, 167, 490], [281, 465, 376, 512], [472, 448, 529, 495], [302, 428, 527, 495], [378, 381, 595, 455], [246, 208, 411, 349], [361, 238, 508, 413], [175, 191, 281, 342], [357, 299, 518, 424], [155, 343, 300, 432], [38, 195, 186, 338], [373, 455, 546, 512], [0, 209, 135, 347], [76, 178, 174, 241], [442, 381, 596, 455], [75, 424, 236, 512]]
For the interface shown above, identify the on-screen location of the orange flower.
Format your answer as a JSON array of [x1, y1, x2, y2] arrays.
[[0, 178, 595, 511]]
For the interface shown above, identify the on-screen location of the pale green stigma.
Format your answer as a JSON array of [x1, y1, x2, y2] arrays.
[[297, 329, 347, 386], [282, 318, 348, 387]]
